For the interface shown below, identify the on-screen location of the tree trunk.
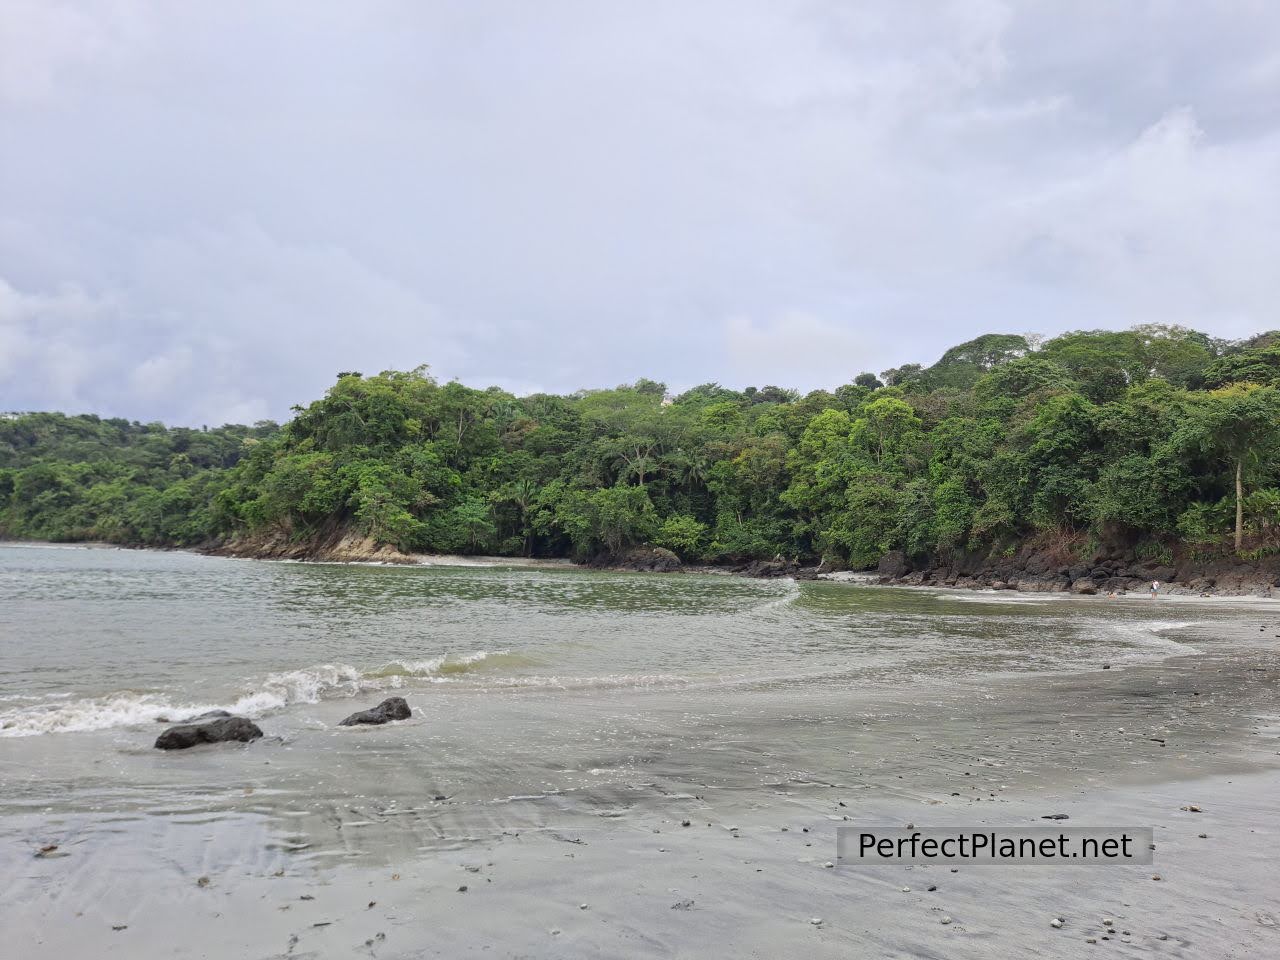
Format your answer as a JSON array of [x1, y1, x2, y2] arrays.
[[1235, 457, 1244, 551]]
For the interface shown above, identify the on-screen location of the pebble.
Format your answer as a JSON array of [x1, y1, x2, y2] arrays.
[[457, 885, 468, 893], [681, 820, 691, 827], [1086, 937, 1097, 944], [940, 916, 953, 925], [901, 886, 910, 892], [1050, 918, 1064, 928], [579, 904, 589, 910], [550, 928, 561, 936], [824, 862, 834, 869], [1102, 917, 1114, 925], [810, 918, 823, 926]]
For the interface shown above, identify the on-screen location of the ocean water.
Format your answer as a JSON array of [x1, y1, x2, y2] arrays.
[[1, 542, 1275, 864]]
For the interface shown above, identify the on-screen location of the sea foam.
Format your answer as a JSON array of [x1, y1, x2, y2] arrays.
[[0, 650, 508, 737]]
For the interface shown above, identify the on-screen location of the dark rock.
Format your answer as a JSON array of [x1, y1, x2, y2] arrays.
[[339, 696, 411, 726], [1022, 551, 1054, 576], [738, 558, 801, 578], [155, 716, 263, 750], [587, 545, 683, 573], [1070, 579, 1098, 595], [877, 550, 909, 579]]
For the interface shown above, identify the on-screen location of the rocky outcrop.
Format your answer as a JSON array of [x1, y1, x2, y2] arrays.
[[870, 544, 1280, 597], [339, 696, 411, 726], [877, 550, 909, 579], [587, 545, 683, 573], [155, 716, 263, 750], [207, 524, 417, 565]]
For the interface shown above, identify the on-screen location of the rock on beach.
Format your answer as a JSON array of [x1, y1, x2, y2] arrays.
[[154, 716, 263, 750], [339, 696, 412, 726]]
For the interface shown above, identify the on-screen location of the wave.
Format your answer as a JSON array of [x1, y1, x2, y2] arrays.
[[1108, 620, 1202, 656], [0, 650, 515, 738]]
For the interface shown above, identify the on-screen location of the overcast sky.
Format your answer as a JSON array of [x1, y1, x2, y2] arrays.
[[2, 1, 1279, 425]]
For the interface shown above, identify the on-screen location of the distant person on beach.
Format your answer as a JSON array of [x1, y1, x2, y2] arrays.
[[1151, 580, 1160, 598]]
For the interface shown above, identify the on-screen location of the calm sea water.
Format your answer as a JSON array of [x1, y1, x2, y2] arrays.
[[1, 542, 1273, 862]]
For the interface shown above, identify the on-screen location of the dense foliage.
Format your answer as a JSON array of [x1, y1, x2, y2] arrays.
[[4, 325, 1280, 566]]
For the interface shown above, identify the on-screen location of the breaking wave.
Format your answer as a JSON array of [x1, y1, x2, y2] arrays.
[[0, 650, 515, 737], [1108, 620, 1202, 656]]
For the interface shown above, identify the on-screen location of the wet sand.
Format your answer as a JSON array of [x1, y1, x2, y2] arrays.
[[7, 635, 1280, 959]]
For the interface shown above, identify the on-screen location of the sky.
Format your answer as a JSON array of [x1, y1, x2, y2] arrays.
[[2, 1, 1279, 426]]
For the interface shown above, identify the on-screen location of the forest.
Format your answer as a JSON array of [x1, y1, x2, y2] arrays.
[[3, 325, 1280, 571]]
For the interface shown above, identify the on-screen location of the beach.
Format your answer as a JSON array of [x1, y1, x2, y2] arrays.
[[2, 544, 1279, 958]]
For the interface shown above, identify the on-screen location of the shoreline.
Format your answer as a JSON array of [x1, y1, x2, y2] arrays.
[[8, 643, 1280, 958], [4, 536, 1278, 600], [5, 543, 1280, 957]]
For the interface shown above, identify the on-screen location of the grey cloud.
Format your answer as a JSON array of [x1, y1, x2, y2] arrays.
[[1, 1, 1278, 423]]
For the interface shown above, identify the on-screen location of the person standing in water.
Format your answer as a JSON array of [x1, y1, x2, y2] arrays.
[[1150, 580, 1160, 598]]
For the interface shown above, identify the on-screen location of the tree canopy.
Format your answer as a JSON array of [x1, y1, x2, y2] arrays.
[[3, 325, 1278, 565]]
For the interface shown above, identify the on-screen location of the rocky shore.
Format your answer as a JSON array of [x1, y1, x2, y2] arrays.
[[207, 527, 419, 565], [868, 544, 1280, 598], [585, 542, 1280, 598], [201, 531, 1280, 599]]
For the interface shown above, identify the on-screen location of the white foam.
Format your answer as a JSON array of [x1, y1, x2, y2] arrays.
[[0, 693, 223, 737], [0, 650, 507, 737], [1109, 620, 1202, 656]]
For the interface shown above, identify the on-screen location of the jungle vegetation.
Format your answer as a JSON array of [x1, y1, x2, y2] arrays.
[[3, 325, 1279, 567]]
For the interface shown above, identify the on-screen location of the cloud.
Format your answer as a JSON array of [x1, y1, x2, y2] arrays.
[[0, 220, 457, 423], [2, 1, 1279, 421], [725, 312, 871, 388], [0, 276, 114, 412]]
